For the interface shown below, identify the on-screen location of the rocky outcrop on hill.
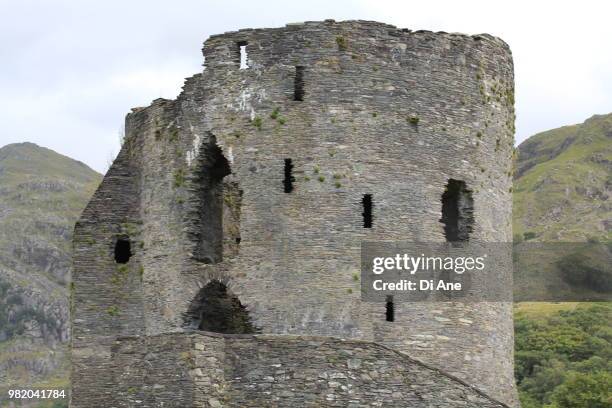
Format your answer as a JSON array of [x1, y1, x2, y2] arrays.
[[0, 142, 100, 403]]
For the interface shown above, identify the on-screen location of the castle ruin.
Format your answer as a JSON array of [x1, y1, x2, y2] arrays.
[[71, 20, 517, 407]]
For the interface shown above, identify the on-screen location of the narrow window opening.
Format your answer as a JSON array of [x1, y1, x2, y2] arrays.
[[283, 159, 295, 193], [238, 41, 248, 69], [185, 280, 257, 334], [362, 194, 373, 228], [385, 295, 394, 322], [114, 238, 131, 264], [440, 179, 474, 242], [294, 66, 305, 101]]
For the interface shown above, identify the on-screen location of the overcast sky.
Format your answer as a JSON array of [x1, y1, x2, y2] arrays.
[[1, 0, 610, 173]]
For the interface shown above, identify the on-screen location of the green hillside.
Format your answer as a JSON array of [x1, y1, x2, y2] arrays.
[[0, 143, 101, 406], [512, 114, 612, 302], [513, 113, 611, 242]]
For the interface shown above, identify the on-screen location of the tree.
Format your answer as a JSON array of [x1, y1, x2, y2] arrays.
[[549, 371, 611, 408]]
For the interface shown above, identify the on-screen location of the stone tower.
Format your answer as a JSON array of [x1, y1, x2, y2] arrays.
[[72, 20, 517, 407]]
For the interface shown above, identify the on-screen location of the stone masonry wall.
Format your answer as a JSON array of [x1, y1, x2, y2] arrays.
[[72, 145, 145, 406], [109, 332, 509, 408], [72, 19, 517, 407]]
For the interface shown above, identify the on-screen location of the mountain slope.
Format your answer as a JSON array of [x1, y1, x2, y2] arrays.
[[512, 114, 611, 302], [0, 142, 101, 403], [513, 113, 612, 242]]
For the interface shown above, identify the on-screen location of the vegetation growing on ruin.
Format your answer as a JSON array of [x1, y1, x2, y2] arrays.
[[106, 305, 120, 317], [271, 111, 287, 128], [173, 168, 185, 187], [110, 264, 130, 286], [252, 116, 263, 130], [168, 127, 179, 142]]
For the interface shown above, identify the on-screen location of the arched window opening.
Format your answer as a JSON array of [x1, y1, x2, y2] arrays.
[[440, 179, 474, 242], [114, 238, 131, 264], [184, 281, 256, 334], [195, 139, 232, 264]]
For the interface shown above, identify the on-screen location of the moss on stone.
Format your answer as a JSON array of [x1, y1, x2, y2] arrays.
[[252, 116, 263, 131], [174, 168, 186, 188], [106, 306, 120, 317]]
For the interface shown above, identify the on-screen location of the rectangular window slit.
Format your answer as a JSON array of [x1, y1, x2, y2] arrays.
[[238, 41, 248, 69], [294, 66, 304, 101], [386, 296, 394, 322], [284, 159, 295, 193], [362, 194, 373, 228]]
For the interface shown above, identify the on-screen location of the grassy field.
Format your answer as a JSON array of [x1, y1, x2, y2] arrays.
[[514, 302, 581, 318]]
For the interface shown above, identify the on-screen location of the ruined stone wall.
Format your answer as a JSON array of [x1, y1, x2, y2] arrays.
[[71, 145, 145, 406], [108, 332, 509, 408], [72, 19, 517, 406]]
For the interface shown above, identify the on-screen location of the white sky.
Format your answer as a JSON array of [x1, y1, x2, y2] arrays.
[[1, 0, 610, 173]]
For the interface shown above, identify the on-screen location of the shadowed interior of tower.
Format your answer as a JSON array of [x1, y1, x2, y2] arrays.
[[184, 280, 257, 334], [283, 158, 295, 193], [385, 295, 394, 322], [440, 179, 474, 241], [114, 238, 131, 264], [194, 139, 231, 264], [362, 194, 373, 228], [294, 66, 304, 101]]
